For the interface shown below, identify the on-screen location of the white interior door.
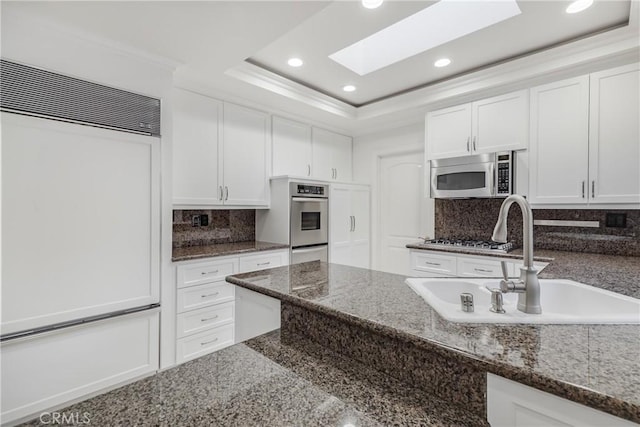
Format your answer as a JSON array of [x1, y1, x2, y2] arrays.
[[378, 152, 431, 275]]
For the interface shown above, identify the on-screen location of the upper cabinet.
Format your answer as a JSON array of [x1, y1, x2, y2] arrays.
[[272, 116, 312, 178], [426, 90, 528, 160], [529, 63, 640, 206], [271, 117, 353, 182], [172, 88, 269, 208], [222, 103, 269, 207], [312, 128, 352, 181], [588, 63, 640, 205], [529, 76, 590, 205], [173, 89, 222, 206]]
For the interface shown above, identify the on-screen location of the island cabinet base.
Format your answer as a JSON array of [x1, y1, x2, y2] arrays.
[[280, 301, 488, 418]]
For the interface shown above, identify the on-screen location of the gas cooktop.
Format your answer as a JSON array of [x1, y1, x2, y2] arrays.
[[420, 239, 514, 253]]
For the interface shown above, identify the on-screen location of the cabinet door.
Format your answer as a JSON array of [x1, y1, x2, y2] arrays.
[[173, 89, 222, 206], [425, 104, 472, 160], [222, 102, 269, 206], [529, 76, 589, 204], [589, 63, 640, 205], [272, 116, 312, 178], [350, 186, 370, 268], [329, 185, 353, 265], [312, 127, 352, 181], [472, 90, 528, 154]]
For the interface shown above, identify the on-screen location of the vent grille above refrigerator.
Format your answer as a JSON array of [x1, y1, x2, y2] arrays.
[[0, 59, 161, 136]]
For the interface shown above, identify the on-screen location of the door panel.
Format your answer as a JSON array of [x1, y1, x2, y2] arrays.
[[379, 152, 431, 275]]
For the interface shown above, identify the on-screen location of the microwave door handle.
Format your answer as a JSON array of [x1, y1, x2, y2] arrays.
[[490, 163, 496, 196]]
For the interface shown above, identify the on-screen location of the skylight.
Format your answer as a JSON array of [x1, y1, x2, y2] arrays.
[[329, 0, 522, 76]]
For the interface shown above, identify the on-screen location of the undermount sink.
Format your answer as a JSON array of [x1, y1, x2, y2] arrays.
[[405, 278, 640, 324]]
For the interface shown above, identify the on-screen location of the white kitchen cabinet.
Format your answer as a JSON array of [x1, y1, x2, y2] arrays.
[[426, 90, 528, 160], [174, 249, 289, 365], [173, 88, 222, 206], [172, 89, 269, 208], [233, 249, 288, 344], [312, 127, 352, 181], [487, 373, 637, 427], [426, 103, 472, 159], [529, 63, 640, 207], [409, 249, 548, 278], [588, 63, 640, 205], [528, 76, 590, 205], [175, 257, 237, 364], [222, 102, 270, 206], [330, 184, 370, 268], [1, 310, 159, 425], [272, 116, 312, 177]]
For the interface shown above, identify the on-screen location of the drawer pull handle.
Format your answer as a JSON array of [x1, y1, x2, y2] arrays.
[[201, 270, 219, 275], [201, 338, 219, 346], [201, 315, 219, 322], [201, 292, 219, 298], [424, 261, 441, 266], [257, 262, 271, 266], [474, 268, 493, 273]]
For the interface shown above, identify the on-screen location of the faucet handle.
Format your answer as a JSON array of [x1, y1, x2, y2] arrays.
[[500, 261, 510, 280]]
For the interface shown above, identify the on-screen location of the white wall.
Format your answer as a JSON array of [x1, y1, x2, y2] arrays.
[[353, 122, 434, 270]]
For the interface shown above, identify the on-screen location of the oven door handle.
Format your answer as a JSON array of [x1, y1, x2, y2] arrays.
[[291, 245, 328, 254], [291, 197, 328, 203]]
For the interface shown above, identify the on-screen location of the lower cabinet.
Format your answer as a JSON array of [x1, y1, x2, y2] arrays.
[[174, 249, 288, 365], [0, 310, 159, 425], [409, 249, 547, 278], [487, 374, 636, 427]]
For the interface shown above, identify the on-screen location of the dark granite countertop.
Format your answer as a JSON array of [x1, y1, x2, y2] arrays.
[[172, 241, 289, 262], [226, 262, 640, 422], [20, 331, 487, 426]]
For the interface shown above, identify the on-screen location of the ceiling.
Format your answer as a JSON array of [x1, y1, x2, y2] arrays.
[[1, 0, 636, 129], [250, 0, 631, 106]]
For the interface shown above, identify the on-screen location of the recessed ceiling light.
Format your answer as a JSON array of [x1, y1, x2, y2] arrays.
[[566, 0, 593, 14], [343, 85, 356, 92], [362, 0, 383, 9], [434, 58, 451, 68], [287, 58, 303, 67], [330, 0, 521, 76]]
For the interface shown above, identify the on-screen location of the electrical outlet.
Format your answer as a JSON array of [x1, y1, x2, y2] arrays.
[[191, 215, 201, 227], [200, 214, 209, 227], [605, 213, 626, 228]]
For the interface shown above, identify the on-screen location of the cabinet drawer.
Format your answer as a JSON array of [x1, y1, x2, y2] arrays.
[[177, 282, 235, 314], [239, 251, 287, 273], [177, 259, 237, 288], [410, 269, 453, 278], [457, 257, 511, 278], [176, 323, 234, 364], [176, 301, 234, 338], [411, 252, 457, 275]]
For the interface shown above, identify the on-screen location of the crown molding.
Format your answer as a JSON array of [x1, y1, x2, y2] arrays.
[[225, 61, 357, 120]]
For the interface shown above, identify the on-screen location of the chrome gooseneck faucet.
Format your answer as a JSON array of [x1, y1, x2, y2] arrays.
[[491, 195, 542, 315]]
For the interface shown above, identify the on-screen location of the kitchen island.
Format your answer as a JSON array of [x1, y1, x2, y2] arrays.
[[226, 261, 640, 424]]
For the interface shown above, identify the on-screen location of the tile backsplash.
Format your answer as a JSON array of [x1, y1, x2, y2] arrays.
[[173, 210, 255, 248], [435, 199, 639, 256]]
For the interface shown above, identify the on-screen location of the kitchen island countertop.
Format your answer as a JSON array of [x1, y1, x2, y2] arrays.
[[226, 261, 640, 423]]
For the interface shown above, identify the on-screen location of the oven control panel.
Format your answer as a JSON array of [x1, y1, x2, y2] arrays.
[[294, 184, 326, 197]]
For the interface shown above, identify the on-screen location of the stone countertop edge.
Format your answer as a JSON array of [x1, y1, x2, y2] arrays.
[[172, 241, 289, 262], [224, 273, 640, 423]]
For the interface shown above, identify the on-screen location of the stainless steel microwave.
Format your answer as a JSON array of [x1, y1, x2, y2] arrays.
[[430, 152, 513, 199]]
